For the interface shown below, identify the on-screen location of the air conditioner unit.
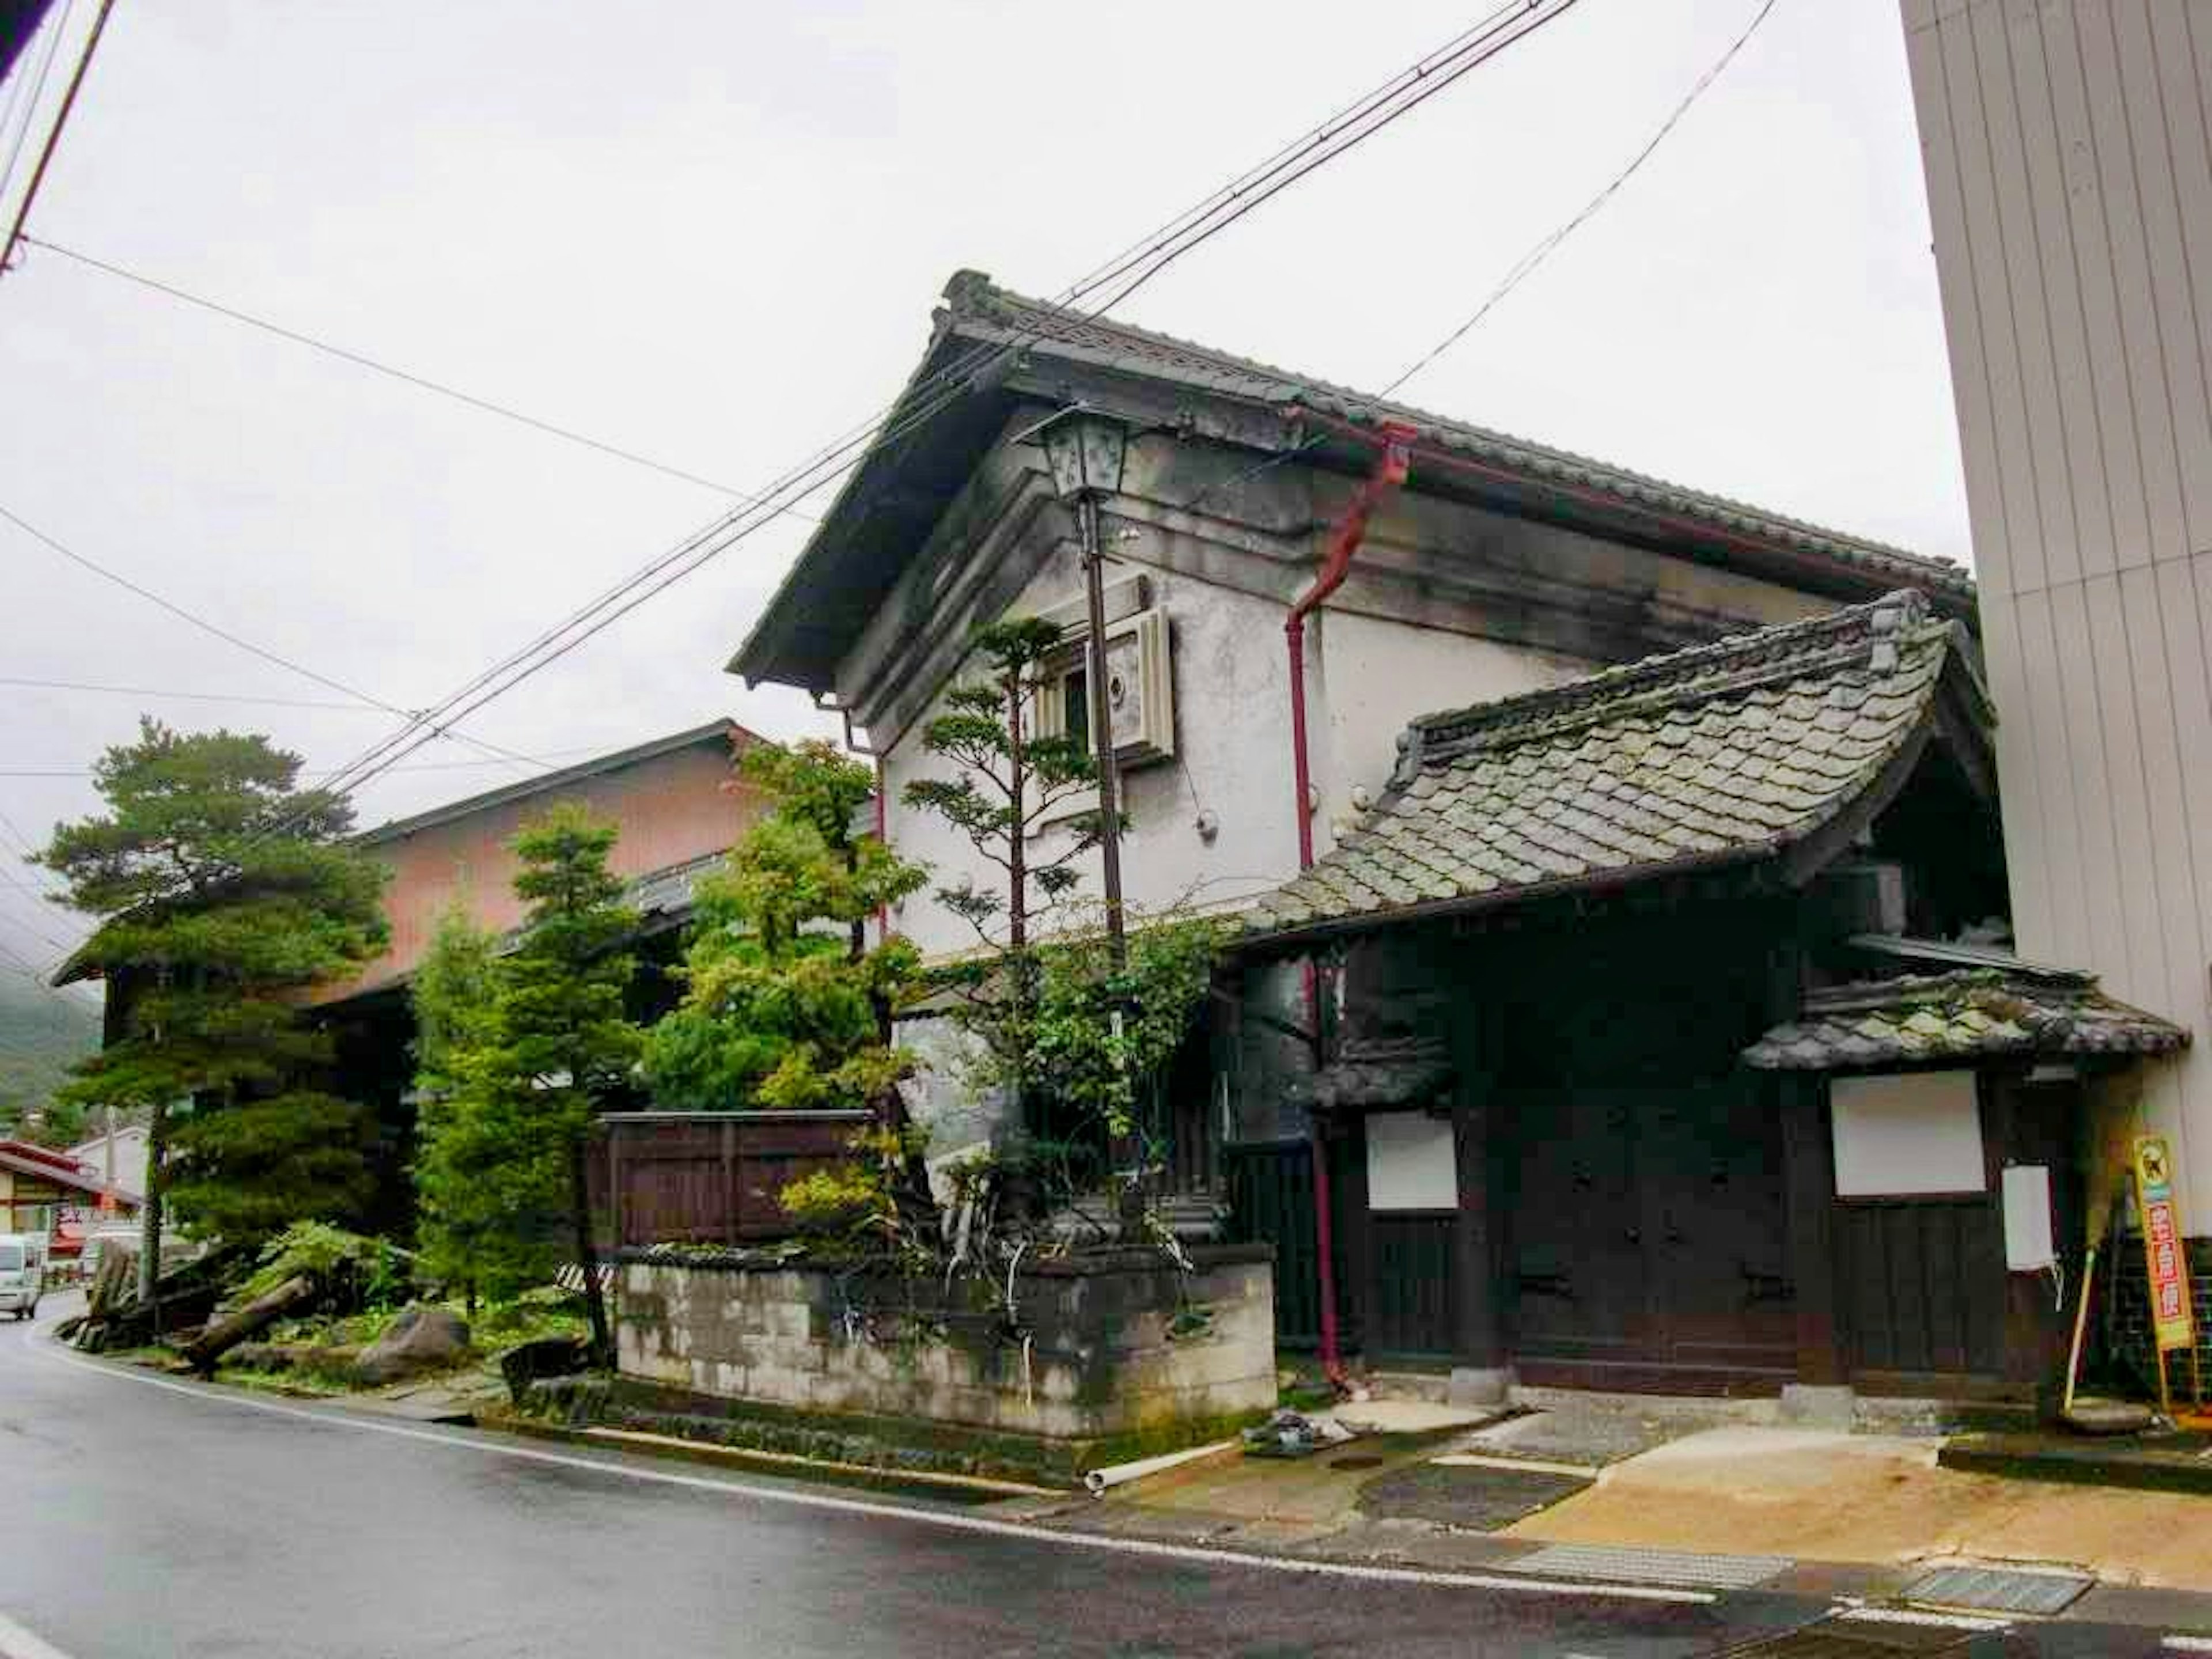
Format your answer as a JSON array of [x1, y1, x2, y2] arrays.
[[1033, 605, 1176, 767]]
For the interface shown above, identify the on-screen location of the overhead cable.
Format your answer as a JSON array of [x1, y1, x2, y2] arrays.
[[19, 233, 809, 510], [301, 0, 1586, 814]]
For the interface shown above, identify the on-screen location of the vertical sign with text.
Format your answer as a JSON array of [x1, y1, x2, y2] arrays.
[[2135, 1135, 2196, 1354]]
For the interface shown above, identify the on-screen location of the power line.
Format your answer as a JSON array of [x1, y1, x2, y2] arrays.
[[0, 500, 546, 773], [300, 1, 1585, 815], [18, 234, 819, 515], [0, 674, 384, 711], [1382, 0, 1780, 400], [0, 0, 114, 274], [0, 743, 608, 779], [1176, 0, 1781, 520], [0, 0, 70, 211]]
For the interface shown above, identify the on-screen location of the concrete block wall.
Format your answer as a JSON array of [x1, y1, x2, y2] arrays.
[[615, 1244, 1276, 1442]]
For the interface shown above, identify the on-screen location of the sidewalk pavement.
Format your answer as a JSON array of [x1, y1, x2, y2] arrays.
[[1037, 1402, 2212, 1632]]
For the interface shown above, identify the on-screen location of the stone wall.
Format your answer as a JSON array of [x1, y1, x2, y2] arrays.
[[615, 1244, 1275, 1444]]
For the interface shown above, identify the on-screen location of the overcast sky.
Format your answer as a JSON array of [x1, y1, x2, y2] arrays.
[[0, 0, 1969, 983]]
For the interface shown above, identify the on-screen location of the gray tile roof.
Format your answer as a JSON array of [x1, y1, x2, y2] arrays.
[[1246, 590, 1976, 940], [1309, 1036, 1455, 1112], [1744, 969, 2189, 1071], [940, 273, 1975, 604]]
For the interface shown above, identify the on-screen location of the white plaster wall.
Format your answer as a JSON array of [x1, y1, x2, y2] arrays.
[[878, 544, 1308, 957], [1315, 611, 1588, 851]]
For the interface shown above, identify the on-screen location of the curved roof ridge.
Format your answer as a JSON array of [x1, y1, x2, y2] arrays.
[[942, 273, 1972, 597], [1404, 591, 1937, 760]]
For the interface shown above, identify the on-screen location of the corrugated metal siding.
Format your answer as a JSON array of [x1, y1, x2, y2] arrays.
[[1905, 0, 2212, 1204]]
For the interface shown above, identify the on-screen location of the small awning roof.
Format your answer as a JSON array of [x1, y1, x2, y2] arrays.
[[1743, 968, 2190, 1073]]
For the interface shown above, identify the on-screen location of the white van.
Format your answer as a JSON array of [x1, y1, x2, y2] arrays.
[[0, 1234, 45, 1321]]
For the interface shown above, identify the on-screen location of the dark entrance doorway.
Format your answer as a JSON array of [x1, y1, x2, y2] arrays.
[[1511, 1084, 1795, 1393]]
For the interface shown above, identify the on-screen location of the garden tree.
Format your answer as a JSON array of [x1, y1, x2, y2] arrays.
[[417, 804, 641, 1363], [904, 618, 1220, 1231], [405, 903, 512, 1310], [903, 619, 1105, 1148], [35, 720, 388, 1301], [642, 741, 931, 1219]]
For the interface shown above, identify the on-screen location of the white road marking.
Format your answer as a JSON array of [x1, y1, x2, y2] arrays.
[[2162, 1637, 2212, 1652], [0, 1609, 80, 1659], [27, 1332, 1714, 1606]]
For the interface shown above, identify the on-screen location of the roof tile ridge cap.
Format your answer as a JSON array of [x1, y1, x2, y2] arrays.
[[1408, 597, 1916, 747], [976, 278, 1316, 385], [1294, 391, 1967, 581], [967, 278, 1965, 588], [1801, 968, 2006, 1011]]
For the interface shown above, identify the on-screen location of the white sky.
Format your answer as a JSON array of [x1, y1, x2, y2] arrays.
[[0, 0, 1969, 984]]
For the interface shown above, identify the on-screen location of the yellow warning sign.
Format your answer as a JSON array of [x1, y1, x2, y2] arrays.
[[2134, 1136, 2196, 1354]]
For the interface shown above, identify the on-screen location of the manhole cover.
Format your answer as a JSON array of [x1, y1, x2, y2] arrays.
[[1329, 1455, 1385, 1470], [1505, 1542, 1791, 1590], [1355, 1462, 1590, 1530], [1900, 1565, 2091, 1616]]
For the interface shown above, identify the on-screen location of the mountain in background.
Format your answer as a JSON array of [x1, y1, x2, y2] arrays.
[[0, 974, 101, 1145]]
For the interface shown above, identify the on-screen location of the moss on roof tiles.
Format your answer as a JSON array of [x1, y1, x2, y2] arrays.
[[1744, 968, 2189, 1070], [1246, 592, 1972, 940]]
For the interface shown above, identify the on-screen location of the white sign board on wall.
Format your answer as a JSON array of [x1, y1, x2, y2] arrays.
[[1831, 1071, 1986, 1197], [1365, 1112, 1459, 1211]]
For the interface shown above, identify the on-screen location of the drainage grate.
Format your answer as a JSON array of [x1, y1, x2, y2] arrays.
[[1900, 1565, 2092, 1617], [1718, 1616, 1983, 1654], [1502, 1542, 1791, 1590]]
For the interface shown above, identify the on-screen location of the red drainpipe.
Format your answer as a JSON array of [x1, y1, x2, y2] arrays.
[[874, 757, 890, 940], [1284, 421, 1415, 1390]]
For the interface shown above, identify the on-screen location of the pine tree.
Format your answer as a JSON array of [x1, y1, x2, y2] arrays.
[[406, 904, 510, 1310], [903, 619, 1105, 1149], [36, 720, 387, 1298], [429, 804, 640, 1362], [642, 742, 932, 1228]]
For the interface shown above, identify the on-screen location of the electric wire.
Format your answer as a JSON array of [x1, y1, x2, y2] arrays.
[[0, 501, 547, 773], [18, 234, 813, 513], [1174, 0, 1783, 520], [0, 0, 70, 211], [0, 675, 381, 711], [299, 0, 1585, 816]]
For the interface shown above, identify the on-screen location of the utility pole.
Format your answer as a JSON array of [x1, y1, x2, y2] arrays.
[[1041, 412, 1131, 967], [1, 0, 118, 278], [1041, 411, 1149, 1236]]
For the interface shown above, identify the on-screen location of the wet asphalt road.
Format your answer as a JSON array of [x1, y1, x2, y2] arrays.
[[0, 1310, 2176, 1659]]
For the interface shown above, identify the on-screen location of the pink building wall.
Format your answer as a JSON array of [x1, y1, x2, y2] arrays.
[[322, 728, 766, 1002]]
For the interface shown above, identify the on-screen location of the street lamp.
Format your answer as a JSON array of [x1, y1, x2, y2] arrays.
[[1040, 411, 1130, 968]]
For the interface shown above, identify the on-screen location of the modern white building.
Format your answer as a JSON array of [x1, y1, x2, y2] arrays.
[[1903, 0, 2212, 1228]]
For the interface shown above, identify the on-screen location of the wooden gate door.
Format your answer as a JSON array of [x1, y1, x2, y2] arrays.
[[1638, 1084, 1797, 1386], [1511, 1090, 1654, 1376]]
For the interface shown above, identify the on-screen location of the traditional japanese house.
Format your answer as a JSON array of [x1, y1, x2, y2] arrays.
[[1233, 590, 2186, 1410]]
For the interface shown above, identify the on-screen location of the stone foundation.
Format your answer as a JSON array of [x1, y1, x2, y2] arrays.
[[614, 1243, 1276, 1443]]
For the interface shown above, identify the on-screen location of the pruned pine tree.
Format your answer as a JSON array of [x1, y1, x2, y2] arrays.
[[480, 804, 640, 1366], [902, 619, 1110, 1143], [406, 903, 508, 1312], [36, 720, 388, 1300]]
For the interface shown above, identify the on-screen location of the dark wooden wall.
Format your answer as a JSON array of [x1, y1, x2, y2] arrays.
[[592, 1111, 868, 1248]]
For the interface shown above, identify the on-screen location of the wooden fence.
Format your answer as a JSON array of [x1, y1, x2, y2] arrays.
[[592, 1110, 869, 1248]]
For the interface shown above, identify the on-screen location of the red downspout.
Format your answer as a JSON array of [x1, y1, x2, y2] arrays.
[[874, 757, 890, 940], [1285, 421, 1414, 1390]]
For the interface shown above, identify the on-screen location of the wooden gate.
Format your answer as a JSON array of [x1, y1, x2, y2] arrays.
[[1510, 1085, 1795, 1392], [1225, 1139, 1319, 1349]]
